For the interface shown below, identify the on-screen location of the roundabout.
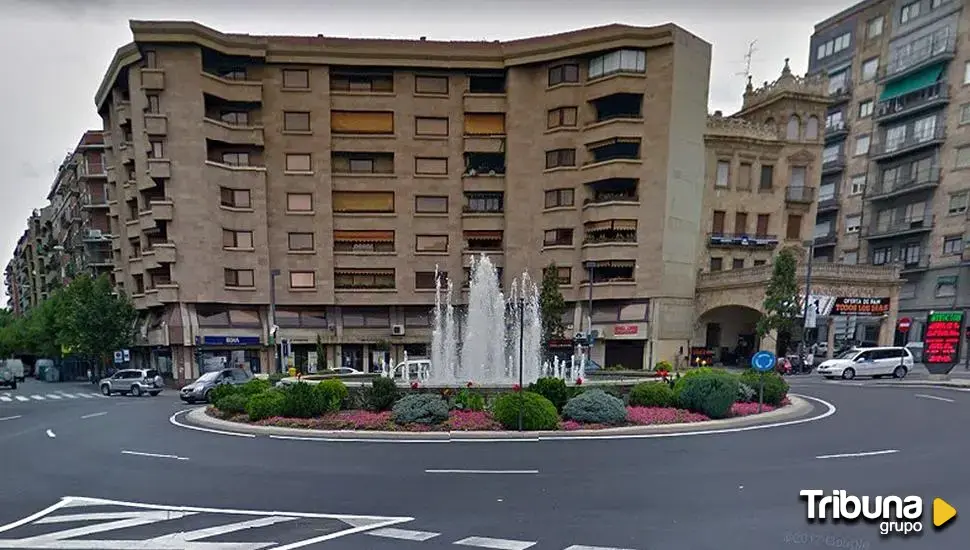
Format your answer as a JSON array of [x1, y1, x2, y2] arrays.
[[0, 377, 967, 550]]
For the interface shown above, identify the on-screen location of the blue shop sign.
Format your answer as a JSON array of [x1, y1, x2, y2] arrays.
[[200, 336, 262, 346]]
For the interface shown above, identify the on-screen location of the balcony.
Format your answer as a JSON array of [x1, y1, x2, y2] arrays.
[[583, 220, 637, 246], [875, 76, 948, 124], [867, 167, 941, 201], [898, 256, 931, 274], [816, 193, 839, 213], [785, 186, 815, 204], [144, 114, 167, 136], [821, 153, 846, 174], [150, 243, 176, 264], [115, 100, 132, 122], [147, 158, 171, 179], [144, 283, 179, 307], [117, 142, 134, 165], [824, 120, 848, 140], [883, 34, 956, 82], [579, 260, 637, 293], [828, 82, 852, 105], [462, 93, 506, 113], [813, 232, 838, 247], [125, 220, 140, 240], [871, 127, 945, 161], [201, 71, 263, 103], [203, 117, 265, 146], [864, 212, 934, 240], [140, 68, 165, 90], [707, 233, 779, 249]]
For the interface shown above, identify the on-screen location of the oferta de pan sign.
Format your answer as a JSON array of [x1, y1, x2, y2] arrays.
[[830, 297, 890, 316]]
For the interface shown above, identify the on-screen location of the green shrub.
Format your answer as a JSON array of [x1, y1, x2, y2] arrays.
[[676, 373, 739, 419], [491, 391, 559, 431], [208, 383, 237, 403], [527, 377, 569, 412], [673, 367, 736, 396], [365, 377, 399, 411], [315, 379, 349, 413], [739, 370, 789, 406], [737, 382, 756, 403], [214, 393, 248, 415], [281, 382, 323, 418], [238, 378, 271, 397], [629, 382, 675, 408], [653, 360, 673, 372], [392, 394, 449, 425], [454, 388, 486, 411], [267, 373, 284, 386], [246, 390, 286, 421], [562, 389, 627, 425]]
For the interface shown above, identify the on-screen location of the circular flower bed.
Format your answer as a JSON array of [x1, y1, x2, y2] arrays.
[[205, 369, 791, 432]]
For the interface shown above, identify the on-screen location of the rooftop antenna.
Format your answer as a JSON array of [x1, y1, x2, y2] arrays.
[[736, 39, 758, 83]]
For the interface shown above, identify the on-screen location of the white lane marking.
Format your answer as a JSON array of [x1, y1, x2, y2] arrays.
[[35, 512, 149, 523], [425, 469, 538, 475], [30, 395, 45, 401], [0, 396, 11, 402], [367, 527, 441, 541], [78, 393, 95, 399], [15, 396, 29, 402], [454, 536, 536, 549], [81, 412, 108, 419], [46, 394, 62, 400], [46, 429, 56, 438], [59, 393, 78, 399], [0, 415, 22, 422], [564, 546, 638, 550], [121, 450, 189, 461], [147, 515, 297, 544], [816, 449, 899, 460], [0, 497, 72, 535], [12, 510, 196, 545], [169, 409, 256, 438], [915, 393, 955, 403]]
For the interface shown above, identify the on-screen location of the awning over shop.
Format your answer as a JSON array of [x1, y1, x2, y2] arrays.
[[879, 63, 945, 102]]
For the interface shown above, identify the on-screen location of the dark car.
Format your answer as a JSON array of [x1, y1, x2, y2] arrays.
[[180, 367, 252, 403]]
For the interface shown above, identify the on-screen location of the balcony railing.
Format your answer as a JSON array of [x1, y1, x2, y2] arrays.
[[816, 193, 838, 212], [824, 120, 848, 138], [584, 192, 639, 205], [813, 232, 838, 246], [868, 167, 941, 200], [874, 82, 948, 122], [898, 255, 931, 272], [707, 233, 779, 248], [821, 153, 846, 173], [584, 232, 637, 245], [871, 126, 945, 159], [785, 186, 815, 203], [864, 212, 934, 239], [828, 83, 852, 103], [884, 34, 956, 80]]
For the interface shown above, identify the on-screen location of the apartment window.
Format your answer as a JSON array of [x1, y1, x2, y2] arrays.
[[545, 149, 576, 169], [219, 68, 247, 81], [965, 62, 970, 85], [872, 247, 891, 265], [816, 32, 851, 60], [220, 111, 249, 125], [544, 188, 574, 209], [734, 162, 752, 190], [414, 117, 448, 136], [588, 49, 646, 80], [854, 135, 871, 156], [285, 153, 312, 172], [282, 69, 309, 89], [732, 259, 745, 270], [867, 17, 883, 38], [224, 268, 255, 288], [464, 192, 503, 213], [858, 100, 873, 118], [547, 107, 578, 129], [414, 75, 449, 95], [789, 166, 807, 188], [221, 152, 249, 167], [335, 269, 396, 290], [948, 192, 968, 215], [468, 73, 506, 94], [757, 214, 771, 236], [464, 113, 505, 135], [709, 258, 723, 272], [543, 228, 573, 247], [759, 165, 774, 190], [415, 195, 448, 214], [845, 214, 861, 233], [415, 234, 448, 253], [960, 104, 970, 124], [149, 141, 164, 159], [900, 1, 919, 24], [289, 271, 315, 289], [286, 193, 313, 212], [548, 63, 580, 86], [943, 236, 963, 255], [287, 232, 314, 251], [143, 50, 157, 68], [333, 230, 394, 253], [332, 191, 394, 213], [753, 259, 767, 266], [331, 152, 393, 174], [955, 146, 970, 168], [861, 57, 879, 81], [935, 276, 957, 298], [843, 250, 859, 264], [711, 210, 726, 234], [850, 175, 866, 195], [146, 94, 160, 114], [805, 116, 819, 140], [415, 157, 448, 175], [786, 214, 802, 240], [220, 187, 251, 209], [786, 116, 800, 140], [330, 72, 393, 92], [331, 111, 394, 134], [715, 160, 730, 188], [283, 111, 311, 132], [415, 271, 448, 290], [828, 70, 848, 95], [222, 229, 253, 249]]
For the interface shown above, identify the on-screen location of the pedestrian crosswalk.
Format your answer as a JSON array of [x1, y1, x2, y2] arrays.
[[367, 527, 637, 549], [0, 391, 101, 403]]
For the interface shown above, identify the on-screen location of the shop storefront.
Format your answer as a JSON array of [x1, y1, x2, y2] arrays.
[[196, 335, 263, 374]]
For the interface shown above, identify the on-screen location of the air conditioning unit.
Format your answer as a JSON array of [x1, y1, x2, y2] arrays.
[[391, 324, 405, 336]]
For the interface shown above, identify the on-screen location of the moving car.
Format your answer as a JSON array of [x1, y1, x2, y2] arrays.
[[4, 359, 25, 383], [99, 369, 164, 396], [0, 363, 16, 390], [180, 367, 252, 403], [816, 347, 914, 380]]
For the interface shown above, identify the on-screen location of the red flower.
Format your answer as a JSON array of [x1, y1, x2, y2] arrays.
[[512, 383, 522, 392], [466, 381, 474, 388], [657, 369, 669, 379], [575, 377, 583, 385], [411, 381, 420, 390]]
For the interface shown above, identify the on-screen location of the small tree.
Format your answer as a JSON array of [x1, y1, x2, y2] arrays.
[[314, 333, 325, 371], [756, 247, 801, 343], [66, 274, 137, 374], [539, 263, 568, 345]]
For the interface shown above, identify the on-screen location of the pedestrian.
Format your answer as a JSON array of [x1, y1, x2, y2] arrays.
[[87, 368, 92, 384]]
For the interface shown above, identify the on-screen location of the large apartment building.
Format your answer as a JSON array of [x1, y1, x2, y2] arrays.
[[808, 0, 970, 348]]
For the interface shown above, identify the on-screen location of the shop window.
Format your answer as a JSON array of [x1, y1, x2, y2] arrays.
[[342, 306, 390, 328]]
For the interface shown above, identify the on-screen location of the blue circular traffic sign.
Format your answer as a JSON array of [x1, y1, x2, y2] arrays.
[[751, 351, 776, 373]]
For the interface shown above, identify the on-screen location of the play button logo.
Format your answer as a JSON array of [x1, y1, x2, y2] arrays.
[[933, 497, 957, 528]]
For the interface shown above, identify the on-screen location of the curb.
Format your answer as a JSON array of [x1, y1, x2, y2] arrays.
[[179, 395, 821, 441]]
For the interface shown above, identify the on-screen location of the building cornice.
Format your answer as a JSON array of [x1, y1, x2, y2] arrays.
[[95, 43, 141, 111]]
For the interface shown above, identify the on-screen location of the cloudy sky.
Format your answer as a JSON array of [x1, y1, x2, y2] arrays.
[[1, 0, 858, 298]]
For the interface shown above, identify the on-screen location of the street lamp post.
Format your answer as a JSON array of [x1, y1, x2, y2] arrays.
[[269, 269, 281, 374], [517, 296, 525, 432], [800, 240, 816, 369], [586, 262, 596, 335]]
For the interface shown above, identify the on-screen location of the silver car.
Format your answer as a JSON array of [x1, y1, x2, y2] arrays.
[[180, 367, 252, 403], [99, 369, 164, 397]]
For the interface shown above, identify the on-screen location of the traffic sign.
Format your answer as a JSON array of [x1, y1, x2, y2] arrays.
[[897, 317, 912, 333], [751, 351, 776, 373]]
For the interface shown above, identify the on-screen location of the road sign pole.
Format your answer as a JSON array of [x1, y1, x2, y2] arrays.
[[759, 372, 764, 414]]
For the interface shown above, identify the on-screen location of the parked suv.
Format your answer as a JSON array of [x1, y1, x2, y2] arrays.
[[99, 369, 164, 397], [816, 347, 914, 380], [180, 367, 252, 403]]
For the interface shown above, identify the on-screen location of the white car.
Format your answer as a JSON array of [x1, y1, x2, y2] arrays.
[[816, 347, 913, 380]]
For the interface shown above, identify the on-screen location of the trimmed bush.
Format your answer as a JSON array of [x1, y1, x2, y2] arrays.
[[315, 379, 349, 413], [653, 360, 673, 372], [238, 378, 271, 397], [737, 382, 756, 403], [391, 394, 449, 425], [281, 382, 323, 418], [527, 377, 569, 412], [453, 388, 486, 411], [214, 393, 248, 415], [491, 391, 559, 431], [365, 377, 399, 411], [208, 383, 237, 404], [562, 389, 627, 425], [739, 370, 789, 406], [629, 382, 675, 408], [246, 390, 286, 421], [676, 373, 739, 419], [673, 367, 737, 396]]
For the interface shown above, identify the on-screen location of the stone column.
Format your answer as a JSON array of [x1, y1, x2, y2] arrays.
[[826, 317, 835, 359]]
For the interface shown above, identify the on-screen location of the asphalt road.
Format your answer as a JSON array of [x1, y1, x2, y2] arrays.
[[0, 376, 966, 550]]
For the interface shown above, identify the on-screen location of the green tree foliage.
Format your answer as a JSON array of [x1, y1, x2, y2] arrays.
[[539, 263, 567, 344], [756, 247, 801, 338]]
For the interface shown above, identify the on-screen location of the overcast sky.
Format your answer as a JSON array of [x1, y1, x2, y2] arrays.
[[1, 0, 858, 300]]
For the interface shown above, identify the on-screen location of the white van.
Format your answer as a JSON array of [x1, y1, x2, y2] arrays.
[[5, 359, 25, 383], [391, 359, 432, 380], [816, 347, 914, 380]]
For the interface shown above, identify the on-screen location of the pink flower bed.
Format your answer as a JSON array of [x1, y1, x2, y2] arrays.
[[252, 411, 395, 431], [626, 406, 710, 425], [729, 402, 777, 417], [444, 410, 501, 431]]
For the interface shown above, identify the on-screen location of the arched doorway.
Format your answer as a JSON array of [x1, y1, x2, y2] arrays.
[[696, 305, 762, 367]]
